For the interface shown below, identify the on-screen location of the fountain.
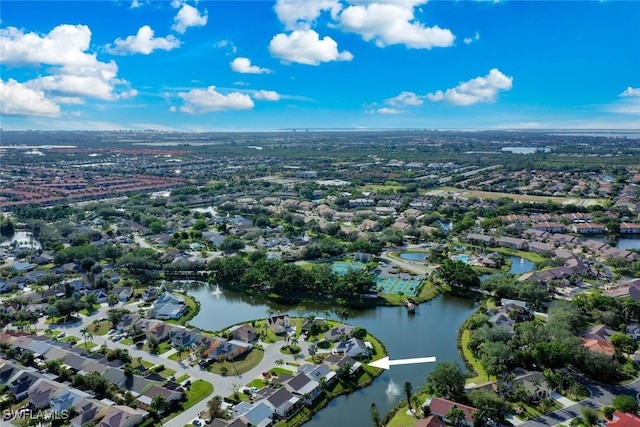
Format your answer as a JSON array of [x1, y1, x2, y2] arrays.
[[520, 257, 525, 265], [385, 379, 401, 396], [211, 284, 223, 298]]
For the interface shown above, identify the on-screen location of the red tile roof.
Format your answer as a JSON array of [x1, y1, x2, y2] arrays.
[[607, 411, 640, 427], [427, 397, 477, 423]]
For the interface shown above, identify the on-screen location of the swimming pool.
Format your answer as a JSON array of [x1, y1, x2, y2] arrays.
[[452, 254, 471, 264]]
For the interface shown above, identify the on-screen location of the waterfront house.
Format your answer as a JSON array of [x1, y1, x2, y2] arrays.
[[152, 292, 187, 320], [258, 387, 300, 418], [267, 314, 291, 335], [334, 337, 370, 358], [324, 324, 354, 342], [283, 373, 321, 403], [228, 324, 258, 343], [424, 397, 477, 427]]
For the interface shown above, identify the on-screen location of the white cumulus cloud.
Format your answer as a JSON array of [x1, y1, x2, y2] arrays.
[[337, 1, 455, 49], [0, 78, 60, 116], [427, 68, 513, 106], [106, 25, 181, 55], [230, 57, 272, 74], [253, 90, 281, 101], [275, 0, 342, 30], [269, 29, 353, 65], [387, 91, 423, 106], [376, 107, 401, 114], [178, 86, 254, 113], [463, 32, 480, 45], [620, 87, 640, 97], [0, 24, 133, 108], [173, 2, 208, 34]]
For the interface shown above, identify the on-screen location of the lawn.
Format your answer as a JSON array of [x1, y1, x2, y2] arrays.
[[461, 329, 495, 384], [90, 320, 110, 336], [248, 378, 267, 388], [486, 247, 545, 263], [61, 335, 81, 345], [168, 351, 190, 362], [207, 349, 264, 375], [182, 380, 213, 411], [175, 374, 190, 383], [387, 407, 419, 427], [131, 358, 154, 369], [270, 367, 294, 376]]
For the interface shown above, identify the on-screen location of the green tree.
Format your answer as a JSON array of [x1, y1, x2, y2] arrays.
[[151, 394, 168, 415], [427, 362, 469, 401], [580, 406, 599, 426], [610, 333, 638, 358], [147, 336, 159, 353], [80, 327, 94, 351], [445, 406, 466, 427], [612, 394, 638, 413]]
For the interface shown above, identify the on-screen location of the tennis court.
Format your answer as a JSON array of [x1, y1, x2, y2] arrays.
[[376, 277, 422, 296], [332, 261, 366, 275]]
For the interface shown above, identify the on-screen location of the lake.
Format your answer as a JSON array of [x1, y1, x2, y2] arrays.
[[399, 252, 426, 261], [507, 256, 535, 275], [187, 284, 477, 427], [0, 231, 42, 250]]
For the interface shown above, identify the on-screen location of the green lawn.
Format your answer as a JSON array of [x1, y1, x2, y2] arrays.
[[207, 349, 264, 375], [61, 335, 81, 344], [248, 378, 267, 388], [175, 374, 190, 383], [461, 329, 495, 384], [168, 351, 190, 362], [486, 247, 546, 263], [270, 367, 294, 376], [90, 320, 110, 336], [182, 380, 213, 410], [120, 338, 133, 345], [386, 406, 419, 427]]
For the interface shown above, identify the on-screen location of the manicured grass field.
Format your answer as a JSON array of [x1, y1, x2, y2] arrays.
[[207, 349, 264, 375]]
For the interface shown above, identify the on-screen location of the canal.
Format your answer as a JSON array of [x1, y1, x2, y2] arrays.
[[187, 284, 477, 427]]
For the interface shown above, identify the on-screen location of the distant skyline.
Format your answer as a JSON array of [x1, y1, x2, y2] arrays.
[[1, 0, 639, 131]]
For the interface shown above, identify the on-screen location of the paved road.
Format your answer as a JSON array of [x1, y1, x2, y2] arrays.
[[520, 368, 640, 427], [33, 303, 316, 427]]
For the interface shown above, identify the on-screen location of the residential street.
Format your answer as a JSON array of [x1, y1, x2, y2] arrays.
[[34, 302, 317, 427]]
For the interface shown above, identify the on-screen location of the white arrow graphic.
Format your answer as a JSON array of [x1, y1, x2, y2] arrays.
[[368, 356, 436, 370]]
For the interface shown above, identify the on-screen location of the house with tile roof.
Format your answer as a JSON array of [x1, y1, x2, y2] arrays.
[[424, 397, 478, 427]]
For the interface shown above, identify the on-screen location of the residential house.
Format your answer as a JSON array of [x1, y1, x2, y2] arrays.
[[152, 292, 187, 320], [70, 399, 108, 427], [425, 397, 478, 427], [96, 405, 146, 427], [224, 340, 253, 360], [171, 328, 201, 348], [298, 363, 337, 385], [113, 286, 132, 302], [142, 286, 161, 302], [259, 387, 300, 418], [607, 410, 640, 427], [497, 236, 528, 250], [283, 373, 321, 403], [145, 321, 175, 342], [465, 233, 497, 246], [28, 378, 64, 409], [487, 312, 517, 336], [324, 324, 353, 342], [9, 370, 41, 400], [138, 384, 183, 410], [573, 223, 606, 234], [334, 338, 370, 358], [513, 371, 552, 402], [620, 223, 640, 234], [533, 222, 567, 233], [527, 241, 555, 254], [605, 279, 640, 302], [50, 388, 92, 413], [580, 324, 616, 357], [267, 314, 291, 335], [232, 401, 273, 427], [321, 354, 362, 375], [413, 416, 446, 427], [228, 324, 258, 343]]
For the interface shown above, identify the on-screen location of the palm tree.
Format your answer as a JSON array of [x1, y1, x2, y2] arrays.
[[275, 359, 285, 368], [176, 346, 184, 362], [107, 292, 119, 308], [404, 382, 413, 414], [308, 344, 318, 362], [151, 394, 168, 415], [539, 397, 553, 414], [370, 403, 381, 427], [80, 327, 94, 351], [446, 406, 466, 427], [542, 369, 560, 391]]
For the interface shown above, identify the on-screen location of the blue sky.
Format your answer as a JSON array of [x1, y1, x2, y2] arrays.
[[1, 0, 639, 131]]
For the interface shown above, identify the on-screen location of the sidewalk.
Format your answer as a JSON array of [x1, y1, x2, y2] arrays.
[[551, 391, 577, 408]]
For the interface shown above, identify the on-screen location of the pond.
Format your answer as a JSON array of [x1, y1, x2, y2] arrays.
[[187, 283, 477, 427], [398, 252, 426, 261], [507, 256, 535, 275], [0, 231, 42, 250]]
